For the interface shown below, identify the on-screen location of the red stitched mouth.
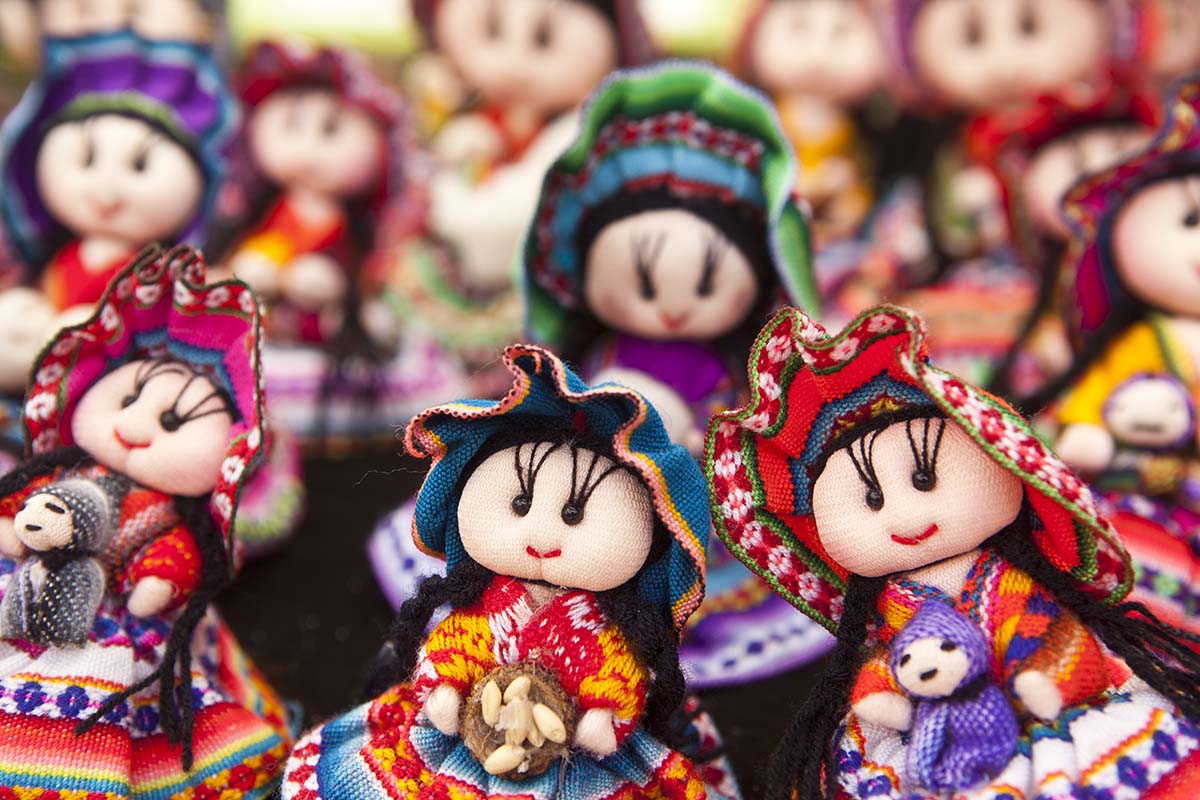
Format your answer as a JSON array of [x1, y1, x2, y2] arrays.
[[113, 430, 149, 450], [891, 524, 938, 546], [526, 546, 562, 560], [660, 311, 690, 331]]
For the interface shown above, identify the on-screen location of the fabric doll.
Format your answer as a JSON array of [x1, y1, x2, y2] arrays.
[[209, 40, 465, 452], [0, 287, 57, 468], [707, 303, 1200, 799], [889, 599, 1019, 792], [0, 245, 292, 797], [282, 344, 725, 800], [0, 29, 235, 316], [371, 62, 833, 691], [1015, 77, 1200, 635], [1122, 0, 1200, 88], [383, 0, 655, 383]]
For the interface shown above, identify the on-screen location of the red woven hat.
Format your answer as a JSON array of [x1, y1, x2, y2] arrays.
[[705, 304, 1132, 632]]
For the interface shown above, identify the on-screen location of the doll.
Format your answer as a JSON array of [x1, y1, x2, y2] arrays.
[[384, 0, 655, 379], [1123, 0, 1200, 87], [0, 246, 291, 796], [889, 600, 1019, 792], [372, 63, 832, 691], [707, 303, 1200, 798], [283, 344, 721, 800], [0, 29, 234, 316], [0, 287, 57, 467]]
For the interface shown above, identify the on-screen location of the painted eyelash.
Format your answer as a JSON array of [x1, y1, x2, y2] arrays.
[[126, 359, 233, 431], [630, 230, 667, 300], [697, 230, 730, 298], [512, 440, 562, 501], [846, 429, 884, 511], [906, 417, 947, 491], [562, 445, 623, 524]]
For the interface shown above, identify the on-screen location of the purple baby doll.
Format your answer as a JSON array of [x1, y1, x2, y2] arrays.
[[890, 599, 1019, 792]]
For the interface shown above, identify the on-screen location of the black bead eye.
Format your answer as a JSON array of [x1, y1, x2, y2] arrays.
[[121, 395, 137, 408], [865, 487, 884, 511], [940, 640, 958, 652], [912, 470, 936, 492], [964, 10, 984, 46], [899, 653, 911, 666], [511, 495, 532, 517], [159, 410, 181, 432], [561, 503, 583, 525], [1184, 210, 1200, 228]]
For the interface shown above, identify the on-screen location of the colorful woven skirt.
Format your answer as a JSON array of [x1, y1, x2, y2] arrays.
[[0, 562, 292, 799]]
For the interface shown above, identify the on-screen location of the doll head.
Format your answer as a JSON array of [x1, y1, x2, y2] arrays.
[[901, 0, 1111, 110], [890, 599, 989, 700], [35, 113, 204, 248], [0, 31, 235, 270], [1140, 0, 1200, 84], [577, 191, 773, 344], [741, 0, 886, 106], [37, 0, 211, 40], [1102, 374, 1195, 449], [0, 288, 56, 393], [525, 63, 818, 352], [416, 0, 652, 120]]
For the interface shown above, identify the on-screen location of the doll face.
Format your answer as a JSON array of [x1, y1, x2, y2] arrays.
[[583, 208, 761, 341], [812, 416, 1025, 577], [749, 0, 885, 104], [1146, 0, 1200, 82], [36, 114, 203, 246], [911, 0, 1109, 110], [0, 289, 55, 393], [1023, 124, 1153, 240], [434, 0, 618, 118], [37, 0, 210, 40], [248, 88, 386, 200], [72, 359, 234, 497], [892, 635, 972, 698], [457, 440, 655, 592], [1103, 375, 1194, 448], [1112, 173, 1200, 317]]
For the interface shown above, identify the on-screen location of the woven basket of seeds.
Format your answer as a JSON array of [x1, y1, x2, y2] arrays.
[[460, 661, 577, 780]]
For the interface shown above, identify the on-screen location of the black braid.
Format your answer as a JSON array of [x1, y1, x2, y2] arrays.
[[0, 446, 92, 497], [360, 558, 497, 702], [765, 574, 889, 800], [595, 580, 687, 748], [75, 496, 229, 772], [986, 519, 1200, 719]]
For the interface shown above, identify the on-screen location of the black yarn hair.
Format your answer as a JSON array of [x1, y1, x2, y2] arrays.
[[361, 424, 688, 746], [560, 185, 778, 367], [0, 446, 229, 771], [767, 415, 1200, 800]]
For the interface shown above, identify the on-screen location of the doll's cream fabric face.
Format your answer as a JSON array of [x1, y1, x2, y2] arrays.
[[1104, 375, 1195, 449], [0, 289, 55, 393], [72, 360, 233, 497], [1112, 173, 1200, 317], [583, 208, 760, 342], [1146, 0, 1200, 83], [749, 0, 885, 105], [811, 416, 1024, 577], [38, 0, 209, 39], [911, 0, 1108, 110], [248, 88, 386, 201], [36, 114, 203, 246], [1022, 125, 1153, 240], [456, 441, 655, 592], [434, 0, 618, 119]]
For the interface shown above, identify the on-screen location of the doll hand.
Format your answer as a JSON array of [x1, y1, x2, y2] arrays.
[[360, 296, 401, 348], [433, 114, 505, 167], [282, 254, 347, 311], [230, 250, 282, 298], [1014, 670, 1063, 721], [423, 684, 463, 736], [13, 492, 77, 552], [573, 708, 618, 758], [127, 577, 176, 618], [951, 166, 1001, 216], [851, 692, 913, 731], [1054, 423, 1115, 474], [0, 518, 27, 559]]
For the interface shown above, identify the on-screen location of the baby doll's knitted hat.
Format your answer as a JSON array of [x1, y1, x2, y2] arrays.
[[705, 304, 1131, 633], [405, 343, 709, 634]]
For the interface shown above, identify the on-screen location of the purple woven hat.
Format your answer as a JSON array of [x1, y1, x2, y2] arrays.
[[0, 30, 237, 271]]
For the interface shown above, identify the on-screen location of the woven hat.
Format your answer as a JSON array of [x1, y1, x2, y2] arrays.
[[706, 304, 1132, 633], [405, 343, 709, 634]]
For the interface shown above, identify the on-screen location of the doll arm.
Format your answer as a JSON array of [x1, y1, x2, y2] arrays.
[[125, 525, 202, 614], [574, 627, 648, 747], [411, 608, 498, 699], [850, 645, 913, 730]]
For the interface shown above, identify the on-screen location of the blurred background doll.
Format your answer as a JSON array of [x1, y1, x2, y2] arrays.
[[372, 63, 835, 692], [0, 286, 55, 470], [382, 0, 655, 389], [1119, 0, 1200, 89], [209, 40, 465, 453], [1025, 77, 1200, 635], [709, 304, 1200, 799], [0, 247, 292, 798], [284, 344, 734, 800]]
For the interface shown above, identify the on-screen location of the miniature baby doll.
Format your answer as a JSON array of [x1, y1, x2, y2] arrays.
[[708, 304, 1200, 798], [0, 246, 291, 797], [890, 600, 1018, 792], [0, 29, 235, 317], [283, 344, 717, 800], [385, 0, 655, 375]]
